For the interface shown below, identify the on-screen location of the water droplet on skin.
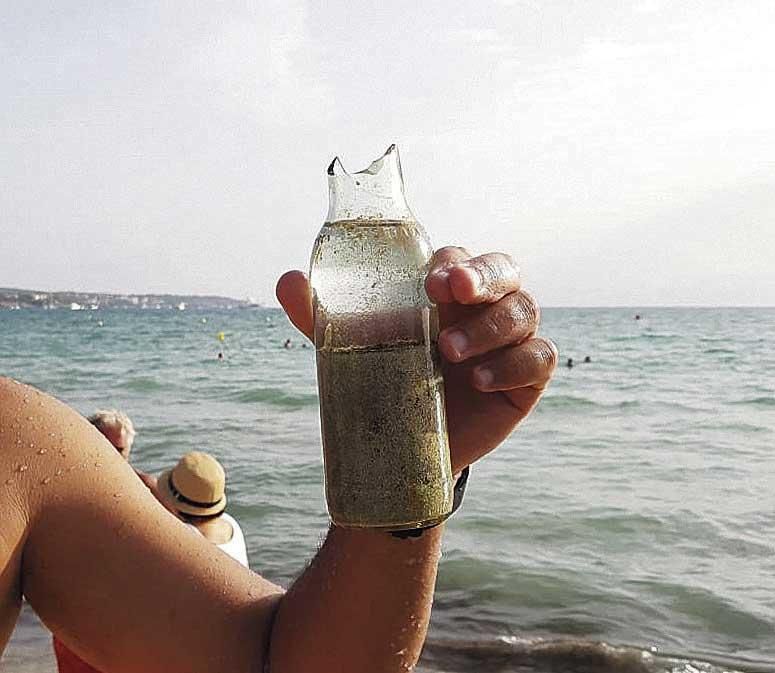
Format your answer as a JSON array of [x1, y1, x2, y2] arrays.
[[94, 461, 102, 468], [112, 493, 121, 498], [41, 477, 51, 485], [59, 451, 67, 457], [29, 443, 34, 449], [37, 448, 47, 455], [26, 416, 32, 421], [17, 465, 28, 473], [4, 479, 12, 485], [55, 469, 63, 477]]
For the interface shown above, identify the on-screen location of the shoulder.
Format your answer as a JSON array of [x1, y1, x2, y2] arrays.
[[0, 378, 48, 514], [0, 378, 128, 523], [0, 376, 27, 428], [0, 378, 30, 561]]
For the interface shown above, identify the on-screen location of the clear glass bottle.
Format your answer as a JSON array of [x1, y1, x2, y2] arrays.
[[310, 145, 454, 530]]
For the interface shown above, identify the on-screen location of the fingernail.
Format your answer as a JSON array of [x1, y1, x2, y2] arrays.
[[444, 329, 469, 359], [466, 267, 483, 292], [474, 366, 494, 389], [458, 263, 482, 292]]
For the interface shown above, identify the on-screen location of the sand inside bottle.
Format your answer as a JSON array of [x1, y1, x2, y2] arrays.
[[317, 340, 453, 529]]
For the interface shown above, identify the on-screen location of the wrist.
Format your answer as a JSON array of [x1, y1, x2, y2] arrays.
[[389, 466, 470, 539]]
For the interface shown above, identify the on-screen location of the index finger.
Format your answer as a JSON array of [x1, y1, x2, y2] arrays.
[[425, 246, 472, 304], [427, 250, 521, 305]]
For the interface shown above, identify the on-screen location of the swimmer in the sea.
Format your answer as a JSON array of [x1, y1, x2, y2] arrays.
[[583, 356, 591, 363], [0, 247, 556, 673], [566, 357, 574, 368], [283, 338, 292, 349]]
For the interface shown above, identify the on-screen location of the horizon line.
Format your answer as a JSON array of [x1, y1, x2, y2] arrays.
[[2, 286, 773, 310]]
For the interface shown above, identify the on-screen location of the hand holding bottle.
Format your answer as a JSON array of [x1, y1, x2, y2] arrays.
[[276, 248, 557, 475], [424, 246, 558, 472]]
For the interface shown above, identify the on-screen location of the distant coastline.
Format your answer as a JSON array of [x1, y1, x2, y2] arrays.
[[0, 287, 261, 311]]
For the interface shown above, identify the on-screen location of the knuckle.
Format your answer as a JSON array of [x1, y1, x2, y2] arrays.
[[471, 258, 498, 289], [486, 252, 521, 285], [517, 290, 540, 327], [477, 255, 501, 286], [532, 337, 559, 371], [476, 293, 539, 342], [462, 252, 522, 299], [431, 246, 471, 271], [437, 245, 470, 259], [494, 252, 519, 275], [482, 310, 505, 338], [481, 297, 522, 339]]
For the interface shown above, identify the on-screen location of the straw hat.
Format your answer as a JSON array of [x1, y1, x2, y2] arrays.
[[158, 451, 227, 517]]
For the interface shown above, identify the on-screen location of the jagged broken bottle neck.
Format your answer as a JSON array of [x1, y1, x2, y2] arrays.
[[326, 144, 416, 223]]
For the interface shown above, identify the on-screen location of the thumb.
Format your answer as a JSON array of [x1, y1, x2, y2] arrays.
[[276, 270, 314, 341]]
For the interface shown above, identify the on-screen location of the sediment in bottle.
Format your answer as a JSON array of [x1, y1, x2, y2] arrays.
[[317, 340, 453, 529]]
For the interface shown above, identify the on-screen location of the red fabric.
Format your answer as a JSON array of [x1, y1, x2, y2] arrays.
[[53, 636, 103, 673]]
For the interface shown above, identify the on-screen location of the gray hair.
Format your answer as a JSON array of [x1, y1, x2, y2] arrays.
[[88, 409, 136, 440]]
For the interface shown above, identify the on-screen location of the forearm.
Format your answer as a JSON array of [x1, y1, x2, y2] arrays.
[[269, 524, 443, 673]]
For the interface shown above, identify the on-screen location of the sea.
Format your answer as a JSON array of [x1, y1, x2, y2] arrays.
[[1, 306, 774, 673]]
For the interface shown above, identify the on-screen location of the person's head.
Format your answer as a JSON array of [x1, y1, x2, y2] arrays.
[[158, 451, 227, 521], [88, 409, 136, 459]]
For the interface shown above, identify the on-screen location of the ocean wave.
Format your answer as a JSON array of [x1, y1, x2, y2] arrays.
[[696, 421, 770, 434], [541, 396, 641, 411], [630, 581, 773, 638], [119, 376, 167, 392], [542, 395, 599, 409], [231, 387, 318, 408], [609, 333, 680, 342], [729, 397, 775, 408], [420, 637, 767, 673]]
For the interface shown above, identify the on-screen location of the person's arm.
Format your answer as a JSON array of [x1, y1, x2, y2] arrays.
[[9, 379, 279, 673], [4, 245, 554, 673], [270, 526, 442, 672], [269, 247, 557, 672], [5, 379, 438, 673], [8, 378, 436, 673]]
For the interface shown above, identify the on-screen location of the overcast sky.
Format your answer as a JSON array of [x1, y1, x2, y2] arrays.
[[2, 1, 774, 305]]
